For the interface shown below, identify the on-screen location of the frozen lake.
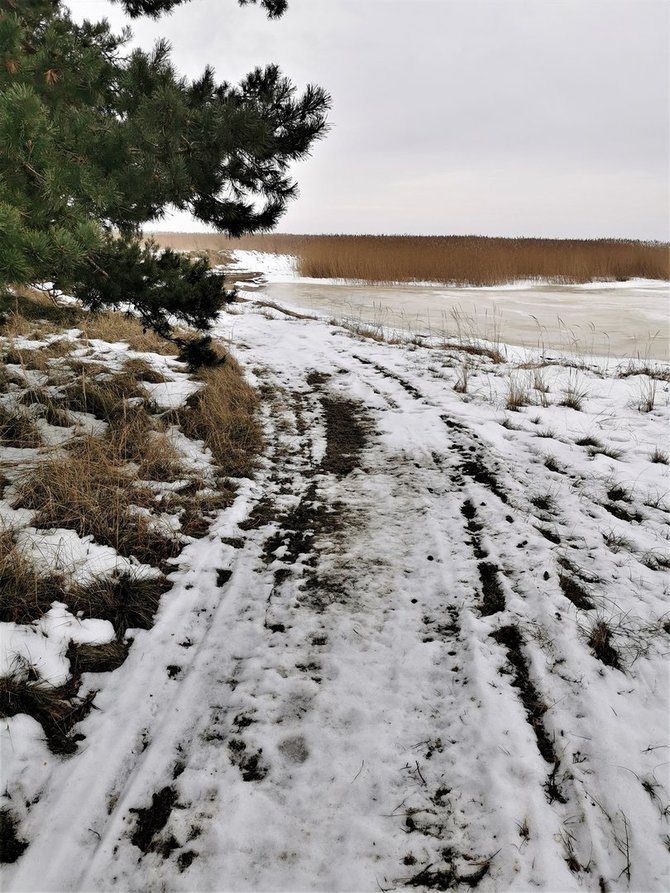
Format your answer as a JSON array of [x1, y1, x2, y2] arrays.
[[254, 278, 669, 360]]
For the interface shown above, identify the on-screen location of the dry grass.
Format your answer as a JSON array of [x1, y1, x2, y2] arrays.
[[81, 312, 178, 354], [588, 620, 621, 669], [154, 232, 670, 286], [20, 387, 72, 427], [177, 356, 262, 477], [0, 671, 95, 754], [13, 436, 180, 565], [0, 404, 43, 448], [0, 288, 82, 338], [63, 372, 148, 420], [67, 572, 171, 636], [0, 529, 67, 623], [136, 431, 187, 481], [650, 447, 668, 465], [123, 357, 167, 383], [559, 373, 589, 411], [2, 346, 50, 371], [66, 639, 129, 674], [506, 375, 532, 411]]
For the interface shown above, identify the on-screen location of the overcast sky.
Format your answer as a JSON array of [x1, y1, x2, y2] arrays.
[[69, 0, 669, 239]]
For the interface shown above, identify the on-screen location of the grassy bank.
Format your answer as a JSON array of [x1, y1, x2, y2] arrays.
[[0, 287, 261, 756], [153, 233, 670, 286]]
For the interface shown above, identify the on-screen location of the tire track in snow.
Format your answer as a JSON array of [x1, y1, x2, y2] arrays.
[[345, 350, 657, 889]]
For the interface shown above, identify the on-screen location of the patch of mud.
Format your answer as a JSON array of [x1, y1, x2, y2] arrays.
[[321, 396, 369, 476], [306, 370, 331, 388], [490, 626, 561, 777], [228, 738, 268, 781], [477, 562, 506, 615], [129, 786, 178, 854], [177, 850, 198, 872], [352, 355, 423, 400], [216, 568, 232, 587], [0, 809, 28, 863], [558, 574, 594, 610], [238, 497, 276, 531], [459, 458, 508, 503], [262, 483, 321, 565], [405, 856, 491, 889]]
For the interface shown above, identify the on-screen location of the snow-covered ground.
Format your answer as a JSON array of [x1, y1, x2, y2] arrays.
[[1, 282, 669, 891]]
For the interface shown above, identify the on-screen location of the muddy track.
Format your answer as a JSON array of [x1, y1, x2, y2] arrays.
[[6, 323, 665, 892]]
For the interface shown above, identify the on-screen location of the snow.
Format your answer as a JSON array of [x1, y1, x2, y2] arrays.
[[1, 607, 115, 686], [2, 290, 669, 892], [14, 527, 150, 583]]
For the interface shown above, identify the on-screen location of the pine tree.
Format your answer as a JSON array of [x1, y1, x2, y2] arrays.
[[0, 0, 329, 340]]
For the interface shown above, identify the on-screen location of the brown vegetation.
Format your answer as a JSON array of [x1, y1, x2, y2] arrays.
[[177, 357, 262, 477], [153, 232, 669, 286], [13, 435, 180, 564]]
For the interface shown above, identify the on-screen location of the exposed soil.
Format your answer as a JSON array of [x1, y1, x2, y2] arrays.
[[129, 786, 178, 854], [0, 810, 28, 864], [490, 626, 558, 769], [321, 396, 369, 476], [558, 574, 594, 610], [477, 561, 506, 615]]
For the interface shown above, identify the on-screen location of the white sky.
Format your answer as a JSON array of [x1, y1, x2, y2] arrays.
[[69, 0, 669, 239]]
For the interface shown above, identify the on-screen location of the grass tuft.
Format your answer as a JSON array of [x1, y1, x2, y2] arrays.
[[650, 447, 669, 465], [67, 572, 171, 636], [66, 639, 130, 674], [0, 404, 43, 448], [588, 620, 621, 669], [0, 530, 67, 623], [506, 375, 531, 411], [177, 356, 262, 477], [0, 673, 94, 754]]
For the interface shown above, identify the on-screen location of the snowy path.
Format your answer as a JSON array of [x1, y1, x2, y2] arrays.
[[4, 307, 669, 892]]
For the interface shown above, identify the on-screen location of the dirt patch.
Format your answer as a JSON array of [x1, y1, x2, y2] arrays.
[[306, 370, 331, 388], [228, 738, 268, 782], [262, 483, 321, 565], [459, 458, 508, 503], [603, 502, 644, 524], [321, 396, 368, 476], [129, 786, 178, 854], [537, 527, 561, 544], [0, 809, 29, 864], [478, 562, 506, 616], [177, 850, 198, 872], [353, 355, 423, 400], [490, 626, 559, 771], [216, 568, 232, 587], [406, 859, 490, 889], [558, 574, 594, 610], [238, 497, 276, 531]]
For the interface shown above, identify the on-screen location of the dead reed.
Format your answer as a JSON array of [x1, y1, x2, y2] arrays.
[[153, 233, 669, 286]]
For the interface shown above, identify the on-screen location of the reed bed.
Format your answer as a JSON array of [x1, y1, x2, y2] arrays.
[[153, 233, 669, 286]]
